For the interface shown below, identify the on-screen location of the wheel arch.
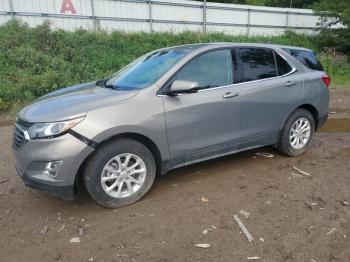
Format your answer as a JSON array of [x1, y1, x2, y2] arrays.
[[297, 104, 319, 130], [280, 103, 319, 132], [74, 132, 167, 196]]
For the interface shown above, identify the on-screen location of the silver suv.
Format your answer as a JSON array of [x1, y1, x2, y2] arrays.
[[13, 43, 330, 208]]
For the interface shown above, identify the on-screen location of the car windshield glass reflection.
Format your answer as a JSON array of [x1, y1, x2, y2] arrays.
[[106, 50, 189, 90]]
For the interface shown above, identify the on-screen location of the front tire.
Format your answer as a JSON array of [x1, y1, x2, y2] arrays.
[[277, 109, 315, 157], [84, 138, 156, 208]]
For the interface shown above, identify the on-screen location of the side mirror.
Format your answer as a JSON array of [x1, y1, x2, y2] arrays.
[[166, 80, 199, 95]]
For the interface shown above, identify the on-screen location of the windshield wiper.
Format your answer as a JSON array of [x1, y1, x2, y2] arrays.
[[96, 79, 121, 90], [105, 84, 121, 90]]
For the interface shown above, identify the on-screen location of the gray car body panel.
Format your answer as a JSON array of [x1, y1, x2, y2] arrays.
[[14, 133, 94, 186], [12, 42, 330, 199], [72, 87, 171, 164], [18, 82, 138, 122]]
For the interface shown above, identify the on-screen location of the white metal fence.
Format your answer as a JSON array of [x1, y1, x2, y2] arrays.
[[0, 0, 326, 35]]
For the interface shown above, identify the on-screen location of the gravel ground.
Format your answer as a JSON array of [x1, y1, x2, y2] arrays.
[[0, 88, 349, 262]]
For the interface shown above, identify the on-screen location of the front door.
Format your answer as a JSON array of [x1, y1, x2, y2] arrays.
[[162, 49, 241, 168]]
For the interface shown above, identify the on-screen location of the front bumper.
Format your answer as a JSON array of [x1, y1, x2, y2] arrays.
[[13, 131, 94, 201], [16, 165, 75, 200]]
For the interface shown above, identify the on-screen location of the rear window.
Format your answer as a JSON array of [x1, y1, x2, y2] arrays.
[[283, 48, 323, 71]]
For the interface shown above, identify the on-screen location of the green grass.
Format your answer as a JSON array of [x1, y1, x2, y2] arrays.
[[0, 20, 349, 114], [319, 54, 350, 87]]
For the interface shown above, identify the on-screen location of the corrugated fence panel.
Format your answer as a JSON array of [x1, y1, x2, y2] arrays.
[[251, 11, 286, 27], [94, 0, 150, 32], [207, 24, 248, 35], [151, 0, 203, 33], [289, 13, 319, 28], [0, 0, 11, 25], [0, 15, 11, 25], [206, 7, 248, 25], [152, 1, 203, 23], [152, 23, 202, 33], [0, 0, 10, 12], [94, 0, 148, 19], [248, 27, 286, 36]]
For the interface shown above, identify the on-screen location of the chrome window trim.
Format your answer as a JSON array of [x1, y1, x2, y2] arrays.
[[157, 83, 231, 97], [230, 67, 297, 87], [158, 48, 297, 97], [275, 50, 297, 76]]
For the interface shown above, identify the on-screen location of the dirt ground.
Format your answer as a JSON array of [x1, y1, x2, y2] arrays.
[[0, 88, 350, 262]]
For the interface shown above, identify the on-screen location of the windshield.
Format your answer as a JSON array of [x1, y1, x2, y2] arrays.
[[106, 50, 189, 90]]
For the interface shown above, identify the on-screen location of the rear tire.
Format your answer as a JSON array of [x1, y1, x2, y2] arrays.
[[84, 138, 156, 208], [277, 109, 315, 156]]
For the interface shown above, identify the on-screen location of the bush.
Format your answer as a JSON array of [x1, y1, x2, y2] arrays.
[[319, 48, 350, 86], [315, 28, 350, 56], [0, 20, 349, 114]]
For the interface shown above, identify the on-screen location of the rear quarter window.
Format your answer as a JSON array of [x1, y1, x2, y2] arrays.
[[283, 48, 323, 71], [275, 52, 293, 76]]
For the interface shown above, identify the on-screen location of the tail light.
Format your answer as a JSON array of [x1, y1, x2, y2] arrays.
[[321, 75, 331, 88]]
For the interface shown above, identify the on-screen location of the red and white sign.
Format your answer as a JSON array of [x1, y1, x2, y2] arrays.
[[60, 0, 77, 14]]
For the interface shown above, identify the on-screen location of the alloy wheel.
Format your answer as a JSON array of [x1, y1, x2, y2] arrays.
[[100, 153, 147, 198], [289, 117, 311, 150]]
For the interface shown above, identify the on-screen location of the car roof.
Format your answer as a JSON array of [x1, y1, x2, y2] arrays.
[[163, 42, 312, 52]]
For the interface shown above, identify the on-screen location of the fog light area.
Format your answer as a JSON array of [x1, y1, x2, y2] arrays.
[[43, 161, 63, 178]]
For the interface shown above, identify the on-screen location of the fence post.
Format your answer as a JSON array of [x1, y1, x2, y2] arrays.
[[287, 0, 293, 31], [285, 11, 289, 30], [9, 0, 14, 18], [247, 8, 251, 36], [148, 0, 153, 33], [90, 0, 96, 31], [202, 0, 206, 35]]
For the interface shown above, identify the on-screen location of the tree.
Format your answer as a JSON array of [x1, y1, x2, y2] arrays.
[[198, 0, 247, 4], [196, 0, 319, 8], [314, 0, 350, 27], [265, 0, 318, 9], [313, 0, 350, 54]]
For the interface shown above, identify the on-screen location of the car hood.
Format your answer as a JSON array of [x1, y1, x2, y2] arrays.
[[18, 82, 138, 122]]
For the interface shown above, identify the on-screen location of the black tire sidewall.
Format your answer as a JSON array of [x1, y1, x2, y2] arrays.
[[278, 109, 315, 156], [84, 139, 156, 208]]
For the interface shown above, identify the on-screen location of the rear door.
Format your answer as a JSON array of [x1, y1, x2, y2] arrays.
[[162, 48, 241, 168], [236, 47, 303, 147]]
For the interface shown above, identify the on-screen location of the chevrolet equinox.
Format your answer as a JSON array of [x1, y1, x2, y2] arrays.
[[13, 43, 330, 208]]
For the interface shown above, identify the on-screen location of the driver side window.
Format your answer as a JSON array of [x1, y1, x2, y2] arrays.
[[173, 49, 233, 90]]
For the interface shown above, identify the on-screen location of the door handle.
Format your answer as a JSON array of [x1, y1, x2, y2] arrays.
[[285, 81, 296, 87], [223, 92, 239, 99]]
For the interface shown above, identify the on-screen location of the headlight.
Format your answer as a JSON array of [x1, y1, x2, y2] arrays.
[[27, 116, 85, 139]]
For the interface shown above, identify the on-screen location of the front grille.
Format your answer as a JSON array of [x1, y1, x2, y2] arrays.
[[17, 119, 32, 129], [12, 119, 32, 150]]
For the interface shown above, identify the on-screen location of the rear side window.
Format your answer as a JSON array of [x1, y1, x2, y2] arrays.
[[239, 48, 277, 82], [275, 52, 293, 76], [283, 48, 323, 71]]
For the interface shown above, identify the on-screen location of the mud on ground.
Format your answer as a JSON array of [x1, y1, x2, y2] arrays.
[[0, 88, 349, 262]]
